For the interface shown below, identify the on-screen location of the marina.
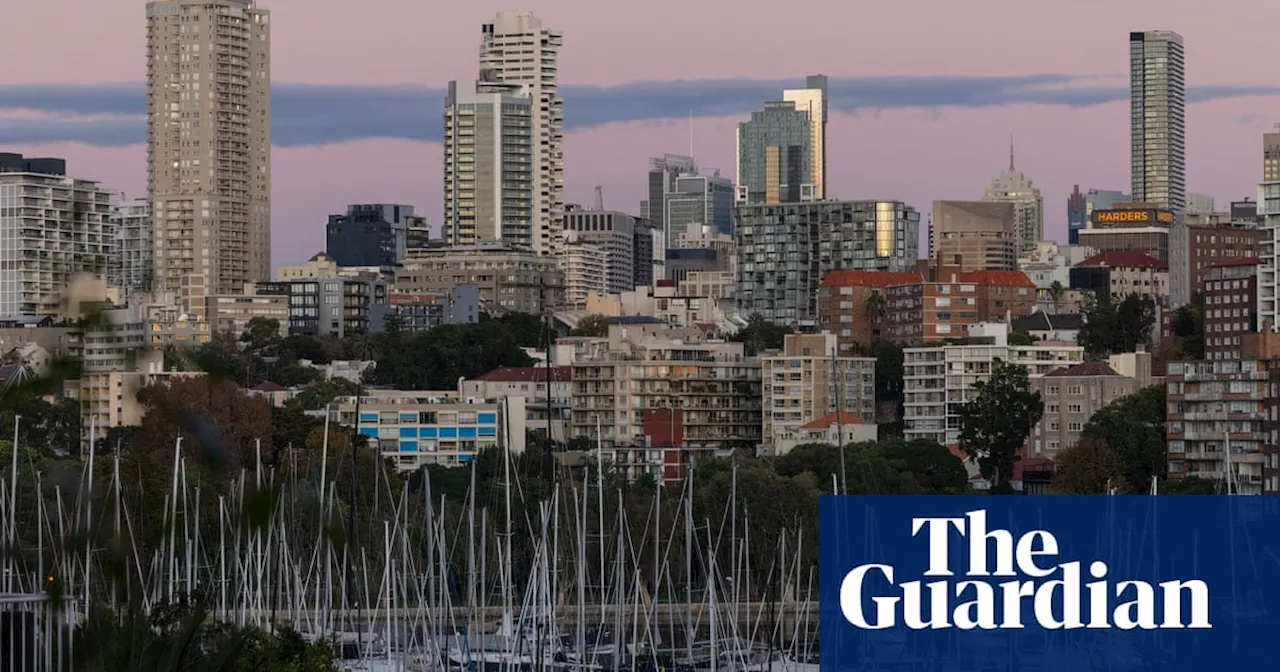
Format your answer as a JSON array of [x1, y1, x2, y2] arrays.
[[0, 414, 821, 670]]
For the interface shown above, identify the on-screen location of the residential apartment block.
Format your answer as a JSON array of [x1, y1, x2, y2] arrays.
[[1029, 356, 1152, 459], [736, 200, 920, 325], [1070, 251, 1169, 301], [563, 207, 639, 295], [760, 332, 875, 456], [569, 324, 762, 452], [816, 270, 924, 353], [479, 11, 563, 255], [880, 270, 1038, 344], [109, 197, 153, 297], [393, 244, 564, 315], [460, 366, 572, 444], [146, 0, 272, 293], [0, 155, 114, 316], [1203, 259, 1259, 361], [1166, 359, 1268, 494], [903, 323, 1084, 447], [331, 391, 526, 471], [442, 79, 534, 248]]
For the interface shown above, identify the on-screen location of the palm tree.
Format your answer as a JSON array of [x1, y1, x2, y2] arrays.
[[1049, 281, 1065, 313]]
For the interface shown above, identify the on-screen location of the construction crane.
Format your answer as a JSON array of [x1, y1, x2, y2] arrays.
[[593, 185, 604, 211]]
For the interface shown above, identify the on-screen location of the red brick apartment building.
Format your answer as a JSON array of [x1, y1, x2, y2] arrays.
[[1202, 259, 1259, 361], [818, 269, 1038, 351]]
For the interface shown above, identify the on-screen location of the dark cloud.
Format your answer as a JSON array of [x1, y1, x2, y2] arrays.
[[1, 75, 1278, 148]]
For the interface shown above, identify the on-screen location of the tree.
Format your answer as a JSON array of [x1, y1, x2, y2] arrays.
[[1169, 296, 1204, 360], [1080, 385, 1167, 492], [865, 290, 887, 323], [878, 438, 969, 493], [240, 317, 282, 352], [1161, 475, 1218, 494], [1049, 281, 1065, 313], [731, 313, 790, 356], [852, 340, 904, 407], [1051, 437, 1129, 494], [1008, 329, 1036, 346], [571, 313, 611, 337], [1078, 293, 1156, 357], [956, 360, 1044, 492], [136, 376, 276, 470]]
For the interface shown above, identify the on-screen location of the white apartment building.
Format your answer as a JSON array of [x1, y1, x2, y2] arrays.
[[569, 324, 762, 451], [760, 332, 875, 456], [147, 0, 272, 293], [1258, 180, 1280, 329], [479, 11, 563, 256], [0, 159, 114, 316], [903, 322, 1084, 446], [561, 236, 608, 304], [442, 79, 534, 247], [563, 208, 638, 295], [110, 197, 153, 297]]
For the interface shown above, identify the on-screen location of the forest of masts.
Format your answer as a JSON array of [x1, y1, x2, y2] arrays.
[[0, 413, 820, 666]]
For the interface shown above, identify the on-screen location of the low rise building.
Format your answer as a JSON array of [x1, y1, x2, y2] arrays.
[[1070, 251, 1168, 302], [206, 285, 289, 337], [1028, 355, 1152, 459], [394, 244, 564, 315], [460, 366, 572, 444], [329, 391, 526, 471], [776, 411, 878, 456], [760, 332, 875, 456]]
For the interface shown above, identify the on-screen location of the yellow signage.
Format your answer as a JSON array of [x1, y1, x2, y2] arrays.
[[1092, 209, 1174, 225]]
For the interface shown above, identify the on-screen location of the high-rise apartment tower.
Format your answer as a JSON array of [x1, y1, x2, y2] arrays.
[[479, 12, 563, 256], [443, 80, 534, 247], [146, 0, 271, 294], [1130, 31, 1185, 214]]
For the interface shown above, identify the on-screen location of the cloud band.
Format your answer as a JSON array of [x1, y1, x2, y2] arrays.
[[1, 75, 1277, 148]]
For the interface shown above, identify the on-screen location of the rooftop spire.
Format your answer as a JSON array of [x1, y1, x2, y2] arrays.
[[1009, 134, 1015, 171]]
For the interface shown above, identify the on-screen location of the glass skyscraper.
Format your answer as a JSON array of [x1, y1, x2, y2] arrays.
[[736, 101, 813, 205], [1130, 31, 1186, 214]]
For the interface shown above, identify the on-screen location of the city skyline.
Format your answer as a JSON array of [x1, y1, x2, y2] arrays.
[[5, 0, 1280, 267]]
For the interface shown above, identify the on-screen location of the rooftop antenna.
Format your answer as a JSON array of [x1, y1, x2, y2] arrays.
[[593, 185, 604, 211], [1009, 134, 1015, 171]]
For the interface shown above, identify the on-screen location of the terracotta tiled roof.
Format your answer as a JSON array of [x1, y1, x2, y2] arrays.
[[1077, 251, 1168, 270], [820, 270, 923, 288], [250, 381, 286, 392], [800, 410, 868, 430], [954, 270, 1037, 288], [1045, 361, 1121, 377], [473, 366, 572, 383]]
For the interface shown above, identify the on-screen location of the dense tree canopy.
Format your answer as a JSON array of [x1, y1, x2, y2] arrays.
[[1051, 437, 1129, 494], [957, 360, 1044, 492], [571, 314, 611, 337], [1078, 293, 1156, 357], [1080, 384, 1167, 492], [730, 314, 791, 356]]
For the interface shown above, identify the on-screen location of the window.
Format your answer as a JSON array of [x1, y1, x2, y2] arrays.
[[1068, 422, 1083, 432], [1067, 386, 1082, 395], [1067, 404, 1083, 414]]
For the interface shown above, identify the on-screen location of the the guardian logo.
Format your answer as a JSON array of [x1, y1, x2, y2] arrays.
[[840, 510, 1211, 631]]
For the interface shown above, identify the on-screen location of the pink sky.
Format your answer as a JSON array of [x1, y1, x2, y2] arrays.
[[3, 0, 1279, 266]]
